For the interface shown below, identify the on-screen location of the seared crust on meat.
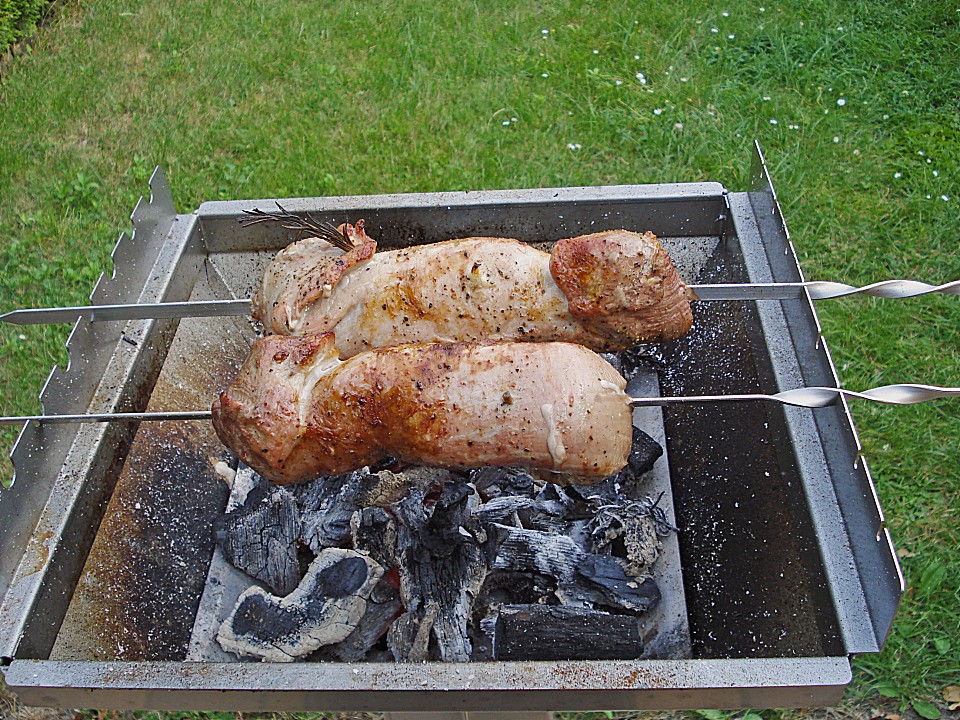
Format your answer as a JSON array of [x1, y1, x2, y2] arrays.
[[549, 229, 693, 343], [212, 334, 633, 485]]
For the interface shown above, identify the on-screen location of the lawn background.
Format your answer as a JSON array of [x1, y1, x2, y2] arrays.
[[1, 0, 958, 718]]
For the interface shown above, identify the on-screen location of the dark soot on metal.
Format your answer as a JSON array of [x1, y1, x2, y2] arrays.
[[656, 242, 842, 659]]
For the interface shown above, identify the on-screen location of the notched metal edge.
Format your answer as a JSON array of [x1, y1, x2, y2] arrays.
[[0, 168, 188, 658]]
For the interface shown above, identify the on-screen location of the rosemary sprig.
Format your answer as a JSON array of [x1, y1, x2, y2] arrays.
[[240, 202, 353, 251]]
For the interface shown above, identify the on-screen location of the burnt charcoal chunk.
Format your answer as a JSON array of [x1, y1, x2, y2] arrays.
[[323, 579, 402, 662], [492, 605, 642, 661], [295, 472, 365, 551], [628, 426, 664, 476], [217, 548, 384, 662], [491, 524, 660, 614], [389, 484, 488, 661], [575, 555, 661, 613], [231, 593, 301, 638], [213, 480, 301, 595], [313, 556, 370, 598], [471, 466, 536, 501]]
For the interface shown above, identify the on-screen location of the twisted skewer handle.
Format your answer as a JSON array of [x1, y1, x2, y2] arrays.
[[805, 279, 960, 300], [630, 384, 960, 408]]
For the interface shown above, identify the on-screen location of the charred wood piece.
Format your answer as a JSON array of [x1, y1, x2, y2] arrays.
[[490, 604, 643, 661], [213, 477, 301, 596], [217, 548, 383, 662], [294, 472, 365, 552], [390, 483, 489, 662], [491, 524, 660, 613], [470, 466, 537, 501], [322, 577, 402, 662]]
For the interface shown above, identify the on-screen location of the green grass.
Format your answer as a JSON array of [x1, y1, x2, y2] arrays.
[[1, 0, 958, 717]]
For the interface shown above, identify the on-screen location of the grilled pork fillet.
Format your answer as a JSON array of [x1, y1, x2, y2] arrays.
[[252, 223, 694, 357], [212, 333, 633, 486]]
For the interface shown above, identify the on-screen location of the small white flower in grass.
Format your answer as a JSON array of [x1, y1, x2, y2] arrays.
[[567, 143, 582, 151], [593, 49, 600, 54], [833, 136, 840, 143], [769, 118, 778, 125], [542, 29, 549, 34], [680, 77, 688, 82], [836, 98, 846, 106], [883, 114, 890, 120], [502, 120, 511, 126], [511, 116, 518, 123], [788, 124, 800, 130], [654, 108, 664, 115], [942, 195, 951, 201], [636, 72, 646, 84], [762, 95, 771, 101], [933, 170, 939, 177], [894, 172, 902, 179], [674, 122, 684, 130], [17, 334, 26, 341], [722, 11, 730, 17], [728, 34, 735, 39], [711, 27, 719, 33], [853, 149, 860, 156], [759, 6, 765, 11], [542, 72, 549, 78], [615, 79, 623, 86], [635, 54, 641, 59]]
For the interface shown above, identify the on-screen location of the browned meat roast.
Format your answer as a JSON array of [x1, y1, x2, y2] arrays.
[[211, 333, 633, 486], [252, 222, 694, 357]]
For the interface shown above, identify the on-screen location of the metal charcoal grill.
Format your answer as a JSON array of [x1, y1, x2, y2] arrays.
[[0, 142, 902, 713]]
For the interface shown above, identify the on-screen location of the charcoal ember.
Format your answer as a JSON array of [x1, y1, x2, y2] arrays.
[[295, 472, 366, 552], [491, 523, 660, 614], [321, 577, 402, 662], [627, 426, 664, 476], [475, 570, 555, 608], [490, 604, 643, 661], [575, 555, 660, 613], [351, 506, 398, 569], [213, 476, 302, 596], [387, 602, 440, 662], [473, 495, 538, 525], [389, 483, 489, 661], [217, 548, 384, 662], [470, 466, 537, 501]]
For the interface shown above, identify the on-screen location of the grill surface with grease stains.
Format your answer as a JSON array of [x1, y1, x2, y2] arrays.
[[0, 143, 903, 712]]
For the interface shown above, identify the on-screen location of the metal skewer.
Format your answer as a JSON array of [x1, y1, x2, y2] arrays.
[[2, 279, 958, 326], [2, 384, 957, 425]]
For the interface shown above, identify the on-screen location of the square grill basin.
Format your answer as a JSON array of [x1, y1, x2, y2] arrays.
[[0, 143, 902, 713]]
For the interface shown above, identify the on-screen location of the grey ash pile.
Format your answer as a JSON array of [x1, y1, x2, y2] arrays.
[[212, 427, 674, 663]]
